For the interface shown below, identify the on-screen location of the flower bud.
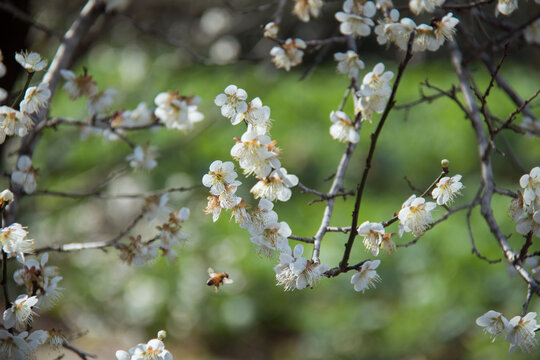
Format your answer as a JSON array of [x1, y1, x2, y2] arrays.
[[441, 159, 449, 172], [0, 189, 14, 207], [157, 330, 167, 340]]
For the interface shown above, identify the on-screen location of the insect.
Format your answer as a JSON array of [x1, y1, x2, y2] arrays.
[[206, 267, 234, 292]]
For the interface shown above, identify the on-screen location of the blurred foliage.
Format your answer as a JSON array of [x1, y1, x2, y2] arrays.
[[11, 45, 537, 359]]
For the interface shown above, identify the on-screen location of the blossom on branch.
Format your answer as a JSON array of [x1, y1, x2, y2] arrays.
[[250, 221, 291, 257], [431, 175, 463, 205], [274, 244, 328, 290], [497, 0, 518, 16], [250, 167, 299, 202], [335, 0, 376, 37], [1, 223, 34, 262], [270, 38, 306, 71], [334, 50, 365, 79], [355, 63, 393, 122], [2, 294, 39, 330], [87, 89, 117, 117], [231, 129, 280, 178], [202, 160, 240, 196], [15, 51, 47, 73], [116, 331, 172, 360], [119, 235, 158, 266], [20, 83, 51, 114], [329, 110, 359, 143], [214, 85, 248, 121], [357, 221, 385, 256], [126, 144, 158, 170], [476, 310, 508, 342], [0, 106, 33, 144], [264, 22, 279, 39], [506, 312, 540, 353], [293, 0, 323, 22], [409, 0, 444, 15], [60, 69, 98, 99], [351, 260, 381, 292], [398, 195, 436, 237], [154, 92, 204, 131]]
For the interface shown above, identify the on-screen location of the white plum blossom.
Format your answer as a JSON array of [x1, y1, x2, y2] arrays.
[[264, 22, 279, 39], [519, 167, 539, 208], [398, 195, 437, 237], [60, 69, 98, 99], [11, 155, 37, 194], [355, 63, 393, 122], [250, 221, 291, 257], [205, 195, 222, 222], [334, 50, 365, 79], [20, 83, 51, 114], [432, 175, 463, 205], [119, 235, 159, 266], [409, 0, 444, 15], [413, 24, 440, 52], [274, 244, 328, 290], [202, 160, 239, 196], [145, 194, 172, 222], [476, 310, 509, 341], [293, 0, 323, 22], [214, 85, 248, 120], [357, 221, 385, 256], [270, 38, 306, 71], [15, 51, 47, 72], [509, 193, 540, 237], [497, 0, 518, 16], [154, 92, 204, 131], [230, 129, 280, 178], [0, 106, 33, 144], [0, 223, 34, 262], [126, 144, 158, 170], [113, 102, 155, 128], [329, 110, 359, 143], [231, 199, 252, 229], [351, 260, 381, 292], [248, 198, 279, 235], [87, 89, 116, 116], [250, 167, 299, 202], [433, 13, 460, 44], [157, 208, 190, 262], [0, 189, 14, 207], [506, 312, 540, 353], [2, 294, 39, 330], [0, 329, 48, 360], [14, 253, 62, 308], [335, 0, 376, 37], [232, 97, 271, 133], [116, 335, 172, 360], [524, 19, 540, 45]]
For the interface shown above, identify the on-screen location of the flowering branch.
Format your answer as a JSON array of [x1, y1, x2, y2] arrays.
[[339, 32, 416, 271]]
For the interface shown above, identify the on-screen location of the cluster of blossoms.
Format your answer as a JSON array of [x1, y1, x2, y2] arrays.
[[1, 51, 50, 145], [61, 68, 116, 117], [374, 9, 459, 53], [352, 168, 462, 292], [116, 330, 172, 360], [476, 310, 540, 353], [510, 167, 540, 237], [329, 60, 394, 141], [0, 192, 64, 357], [206, 85, 329, 290], [120, 195, 191, 266], [61, 68, 204, 170]]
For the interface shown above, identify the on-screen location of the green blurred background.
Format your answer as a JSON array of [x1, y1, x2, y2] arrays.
[[1, 1, 539, 359]]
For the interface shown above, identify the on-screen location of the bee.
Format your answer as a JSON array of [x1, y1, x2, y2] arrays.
[[206, 267, 233, 292]]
